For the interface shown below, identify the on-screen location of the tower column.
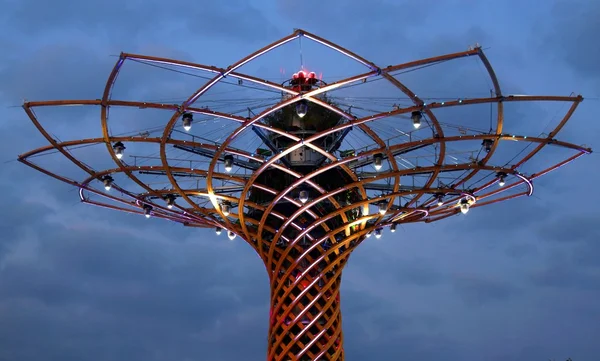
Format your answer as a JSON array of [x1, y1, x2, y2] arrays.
[[266, 246, 349, 361]]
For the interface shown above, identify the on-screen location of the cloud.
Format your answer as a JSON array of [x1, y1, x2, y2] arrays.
[[3, 0, 281, 44], [0, 207, 269, 361], [452, 274, 520, 306], [528, 214, 600, 291], [530, 264, 600, 291], [544, 1, 600, 79]]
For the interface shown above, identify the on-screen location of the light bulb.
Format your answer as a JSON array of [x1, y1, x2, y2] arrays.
[[366, 231, 372, 238], [498, 176, 505, 187], [227, 230, 236, 240], [166, 195, 175, 209], [482, 139, 493, 153], [378, 203, 387, 215], [221, 203, 230, 217], [390, 223, 397, 232], [215, 227, 222, 235], [182, 112, 193, 131], [437, 196, 444, 207], [375, 228, 382, 239], [296, 100, 308, 118], [299, 190, 309, 204], [411, 111, 422, 129], [103, 176, 113, 191], [143, 205, 152, 218], [374, 154, 383, 171], [224, 155, 233, 173], [460, 199, 469, 214], [113, 142, 125, 159]]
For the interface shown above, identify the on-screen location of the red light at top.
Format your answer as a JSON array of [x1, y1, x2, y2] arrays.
[[293, 70, 319, 79]]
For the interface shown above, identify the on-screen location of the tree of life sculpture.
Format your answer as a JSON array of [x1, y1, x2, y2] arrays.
[[18, 29, 592, 361]]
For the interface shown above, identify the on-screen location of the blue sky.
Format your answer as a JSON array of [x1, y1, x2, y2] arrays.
[[1, 1, 599, 360]]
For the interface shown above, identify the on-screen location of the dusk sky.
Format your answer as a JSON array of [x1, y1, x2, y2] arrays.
[[1, 1, 600, 360]]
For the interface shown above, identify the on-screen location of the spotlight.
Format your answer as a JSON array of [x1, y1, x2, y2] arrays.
[[378, 202, 387, 215], [497, 172, 506, 187], [459, 199, 470, 214], [102, 175, 113, 191], [390, 223, 397, 232], [482, 139, 493, 153], [165, 194, 176, 209], [215, 227, 222, 236], [299, 190, 309, 204], [221, 202, 231, 217], [411, 111, 422, 129], [437, 195, 444, 207], [373, 153, 383, 171], [182, 112, 193, 131], [224, 155, 234, 173], [296, 100, 308, 118], [143, 204, 153, 218], [375, 228, 382, 239], [113, 141, 125, 159], [227, 230, 236, 240]]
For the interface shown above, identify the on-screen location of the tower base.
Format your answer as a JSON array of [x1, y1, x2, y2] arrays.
[[266, 246, 349, 361]]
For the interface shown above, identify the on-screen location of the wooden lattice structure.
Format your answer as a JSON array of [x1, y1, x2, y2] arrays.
[[18, 30, 591, 361]]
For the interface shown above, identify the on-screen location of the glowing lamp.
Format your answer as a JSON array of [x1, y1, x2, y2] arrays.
[[227, 230, 236, 240], [378, 202, 387, 215], [221, 203, 231, 217], [296, 100, 308, 118], [182, 112, 193, 131], [373, 153, 383, 171], [299, 190, 309, 204], [460, 199, 470, 214], [113, 141, 125, 159], [165, 195, 175, 209], [224, 155, 234, 172], [102, 175, 113, 191], [411, 111, 422, 129], [143, 204, 153, 218]]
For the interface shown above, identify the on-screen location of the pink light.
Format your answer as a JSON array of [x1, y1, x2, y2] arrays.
[[186, 76, 221, 106], [293, 307, 326, 340], [313, 349, 327, 361], [297, 328, 328, 358], [514, 173, 534, 196]]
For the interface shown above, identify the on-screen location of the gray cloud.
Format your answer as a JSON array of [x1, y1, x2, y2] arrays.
[[3, 0, 281, 44], [0, 210, 269, 361], [452, 274, 520, 306], [528, 214, 600, 291], [530, 264, 600, 291], [542, 1, 600, 80]]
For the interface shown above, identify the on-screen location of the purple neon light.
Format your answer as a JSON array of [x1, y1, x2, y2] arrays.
[[514, 173, 534, 196], [297, 328, 328, 358]]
